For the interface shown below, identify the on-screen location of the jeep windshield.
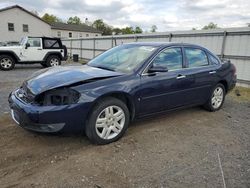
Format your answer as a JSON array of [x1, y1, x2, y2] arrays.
[[88, 44, 157, 73]]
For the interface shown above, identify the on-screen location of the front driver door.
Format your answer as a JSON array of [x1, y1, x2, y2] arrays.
[[21, 38, 45, 61], [138, 47, 196, 117]]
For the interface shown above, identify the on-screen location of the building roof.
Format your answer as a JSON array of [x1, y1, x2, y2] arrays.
[[51, 22, 102, 34], [0, 5, 50, 25]]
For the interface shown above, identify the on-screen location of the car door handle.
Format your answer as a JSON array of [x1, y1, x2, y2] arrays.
[[176, 75, 186, 79], [209, 71, 216, 74], [37, 48, 42, 50]]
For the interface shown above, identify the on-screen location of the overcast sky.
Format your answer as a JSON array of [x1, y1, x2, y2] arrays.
[[1, 0, 250, 31]]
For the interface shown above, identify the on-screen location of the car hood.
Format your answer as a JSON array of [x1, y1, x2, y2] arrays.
[[23, 65, 124, 95], [0, 46, 22, 50]]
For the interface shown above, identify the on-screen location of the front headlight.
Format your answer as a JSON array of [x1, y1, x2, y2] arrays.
[[35, 88, 80, 106]]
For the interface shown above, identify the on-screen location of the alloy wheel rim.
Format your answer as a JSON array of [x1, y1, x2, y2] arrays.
[[0, 58, 12, 68], [50, 58, 59, 66], [211, 87, 223, 109], [95, 105, 125, 140]]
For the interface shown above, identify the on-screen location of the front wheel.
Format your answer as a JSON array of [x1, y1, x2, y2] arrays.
[[46, 55, 61, 67], [85, 97, 130, 145], [0, 55, 15, 71], [204, 83, 225, 111]]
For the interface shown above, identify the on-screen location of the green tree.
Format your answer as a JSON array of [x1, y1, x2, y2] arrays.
[[151, 25, 157, 32], [202, 22, 219, 30], [134, 26, 143, 34], [112, 28, 122, 35], [67, 16, 82, 25], [92, 19, 113, 35], [42, 13, 62, 24], [121, 27, 134, 34]]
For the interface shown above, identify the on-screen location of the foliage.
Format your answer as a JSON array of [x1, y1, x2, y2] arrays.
[[202, 22, 219, 30], [42, 13, 62, 24], [134, 26, 143, 34], [151, 25, 157, 32], [67, 16, 82, 25]]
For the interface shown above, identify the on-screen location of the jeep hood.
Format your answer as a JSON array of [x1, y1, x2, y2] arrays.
[[24, 65, 124, 95], [0, 46, 22, 50]]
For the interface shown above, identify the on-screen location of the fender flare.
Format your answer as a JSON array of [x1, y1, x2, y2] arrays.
[[0, 50, 20, 62], [43, 52, 63, 61]]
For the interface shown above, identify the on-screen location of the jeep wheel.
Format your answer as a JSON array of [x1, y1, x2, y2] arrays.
[[46, 55, 61, 67], [0, 55, 15, 71]]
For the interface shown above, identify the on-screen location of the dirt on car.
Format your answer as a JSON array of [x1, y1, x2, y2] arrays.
[[0, 64, 249, 188]]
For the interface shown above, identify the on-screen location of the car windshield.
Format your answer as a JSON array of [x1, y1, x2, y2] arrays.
[[19, 37, 27, 46], [88, 44, 157, 73]]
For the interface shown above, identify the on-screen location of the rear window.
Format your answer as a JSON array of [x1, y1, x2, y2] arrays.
[[185, 48, 209, 68], [43, 39, 60, 49]]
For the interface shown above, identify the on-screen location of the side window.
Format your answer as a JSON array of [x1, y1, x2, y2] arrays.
[[27, 38, 41, 47], [8, 23, 15, 31], [185, 48, 209, 68], [208, 53, 220, 65], [44, 39, 60, 49], [152, 47, 183, 70]]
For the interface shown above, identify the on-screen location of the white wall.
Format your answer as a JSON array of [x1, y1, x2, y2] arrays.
[[51, 29, 101, 39], [0, 7, 51, 42]]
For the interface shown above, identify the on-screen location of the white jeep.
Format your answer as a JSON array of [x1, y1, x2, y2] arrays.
[[0, 36, 67, 71]]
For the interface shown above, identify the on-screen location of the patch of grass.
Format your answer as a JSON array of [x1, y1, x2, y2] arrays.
[[228, 86, 250, 102]]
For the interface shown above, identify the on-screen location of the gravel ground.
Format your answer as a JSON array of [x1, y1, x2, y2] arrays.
[[0, 63, 250, 188]]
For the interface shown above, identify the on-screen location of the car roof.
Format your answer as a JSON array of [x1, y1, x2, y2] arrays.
[[124, 42, 205, 49]]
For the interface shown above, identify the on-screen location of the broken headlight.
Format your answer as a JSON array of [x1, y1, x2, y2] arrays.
[[35, 88, 80, 106]]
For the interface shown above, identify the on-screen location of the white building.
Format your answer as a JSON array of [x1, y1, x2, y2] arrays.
[[0, 5, 102, 42], [51, 22, 102, 39], [0, 5, 51, 42]]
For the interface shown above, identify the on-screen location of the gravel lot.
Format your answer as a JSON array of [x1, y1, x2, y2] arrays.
[[0, 63, 250, 188]]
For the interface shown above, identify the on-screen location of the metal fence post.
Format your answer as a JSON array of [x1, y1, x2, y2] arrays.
[[221, 31, 227, 58], [111, 36, 114, 48], [80, 39, 82, 59], [169, 33, 172, 42], [114, 37, 117, 46], [70, 39, 72, 59]]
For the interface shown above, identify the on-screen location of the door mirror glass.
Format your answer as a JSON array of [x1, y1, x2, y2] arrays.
[[148, 65, 168, 73], [25, 43, 30, 49]]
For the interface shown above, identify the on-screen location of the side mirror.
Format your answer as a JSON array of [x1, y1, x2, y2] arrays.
[[148, 65, 168, 73], [25, 43, 30, 49]]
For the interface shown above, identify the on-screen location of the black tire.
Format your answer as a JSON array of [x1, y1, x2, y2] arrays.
[[85, 97, 130, 145], [62, 45, 68, 61], [204, 83, 226, 112], [0, 55, 15, 71], [46, 55, 61, 67]]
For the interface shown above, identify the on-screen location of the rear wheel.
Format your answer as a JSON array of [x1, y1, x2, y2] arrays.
[[0, 55, 15, 71], [46, 55, 61, 67], [85, 97, 130, 145], [204, 83, 225, 111]]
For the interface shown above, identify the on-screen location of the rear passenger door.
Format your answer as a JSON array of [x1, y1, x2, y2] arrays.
[[183, 47, 218, 104]]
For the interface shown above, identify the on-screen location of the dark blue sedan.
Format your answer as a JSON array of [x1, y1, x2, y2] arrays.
[[9, 42, 236, 144]]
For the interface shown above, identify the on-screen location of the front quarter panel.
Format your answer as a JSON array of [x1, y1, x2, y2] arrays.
[[71, 74, 141, 115]]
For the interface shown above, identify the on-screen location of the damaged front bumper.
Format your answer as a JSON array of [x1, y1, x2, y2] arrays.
[[8, 90, 91, 133]]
